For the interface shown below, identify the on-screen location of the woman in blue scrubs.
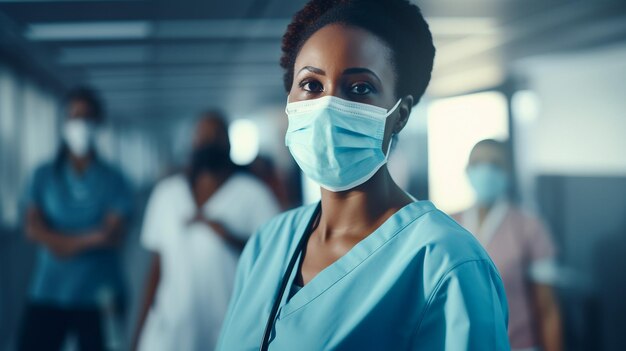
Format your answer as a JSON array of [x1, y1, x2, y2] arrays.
[[18, 87, 132, 351], [218, 1, 510, 350]]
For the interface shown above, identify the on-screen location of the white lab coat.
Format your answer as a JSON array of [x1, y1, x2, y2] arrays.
[[138, 173, 280, 351]]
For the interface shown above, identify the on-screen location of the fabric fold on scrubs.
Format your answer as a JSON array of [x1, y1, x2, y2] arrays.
[[217, 201, 510, 351]]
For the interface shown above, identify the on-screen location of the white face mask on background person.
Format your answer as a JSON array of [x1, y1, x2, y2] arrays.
[[63, 118, 96, 157], [467, 163, 509, 205], [285, 95, 401, 192]]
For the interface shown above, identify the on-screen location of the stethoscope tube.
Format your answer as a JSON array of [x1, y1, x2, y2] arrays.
[[259, 202, 321, 351]]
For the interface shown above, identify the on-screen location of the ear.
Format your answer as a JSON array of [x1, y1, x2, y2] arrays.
[[393, 95, 414, 134]]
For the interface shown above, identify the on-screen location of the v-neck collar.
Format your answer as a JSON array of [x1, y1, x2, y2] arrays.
[[462, 199, 509, 247], [63, 159, 98, 180], [277, 200, 436, 319]]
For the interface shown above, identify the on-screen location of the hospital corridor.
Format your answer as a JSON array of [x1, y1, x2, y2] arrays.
[[0, 0, 625, 350]]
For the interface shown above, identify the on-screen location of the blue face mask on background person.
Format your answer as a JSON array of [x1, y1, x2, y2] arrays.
[[467, 163, 509, 205], [285, 96, 401, 192]]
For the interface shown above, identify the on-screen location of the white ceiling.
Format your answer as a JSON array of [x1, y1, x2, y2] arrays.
[[1, 0, 625, 121]]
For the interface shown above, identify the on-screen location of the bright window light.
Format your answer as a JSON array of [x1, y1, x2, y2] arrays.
[[229, 119, 260, 166], [427, 91, 509, 214]]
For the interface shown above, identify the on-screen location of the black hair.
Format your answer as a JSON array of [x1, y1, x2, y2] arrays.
[[281, 0, 435, 105], [65, 86, 104, 121], [197, 109, 232, 153], [474, 139, 508, 150], [470, 139, 512, 171], [198, 109, 229, 135], [187, 109, 239, 184]]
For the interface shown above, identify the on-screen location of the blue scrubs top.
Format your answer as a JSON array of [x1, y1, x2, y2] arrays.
[[24, 159, 132, 307], [217, 201, 510, 350]]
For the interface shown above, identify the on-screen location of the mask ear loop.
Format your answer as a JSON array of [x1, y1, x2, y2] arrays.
[[383, 135, 394, 159], [284, 95, 291, 114], [384, 98, 403, 118], [383, 98, 403, 159]]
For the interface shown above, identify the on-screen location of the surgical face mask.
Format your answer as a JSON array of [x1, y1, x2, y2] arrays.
[[285, 95, 401, 192], [467, 163, 509, 205], [63, 118, 95, 157]]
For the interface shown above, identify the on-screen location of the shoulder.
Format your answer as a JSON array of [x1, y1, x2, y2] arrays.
[[241, 204, 317, 259], [404, 207, 506, 318], [398, 205, 498, 291], [151, 174, 188, 199], [227, 172, 273, 195], [448, 209, 467, 223], [252, 204, 316, 243], [31, 161, 55, 180], [411, 207, 490, 262], [506, 204, 550, 235], [27, 162, 58, 190], [508, 204, 542, 224], [97, 161, 131, 185], [222, 173, 278, 212]]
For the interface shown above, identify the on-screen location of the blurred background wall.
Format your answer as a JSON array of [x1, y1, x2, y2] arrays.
[[1, 0, 625, 350]]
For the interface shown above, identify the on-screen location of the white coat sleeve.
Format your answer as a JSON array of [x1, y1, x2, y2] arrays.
[[140, 182, 167, 252]]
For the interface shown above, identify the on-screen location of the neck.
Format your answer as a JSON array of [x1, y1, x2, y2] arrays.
[[69, 153, 92, 173], [317, 166, 412, 241], [192, 170, 231, 207]]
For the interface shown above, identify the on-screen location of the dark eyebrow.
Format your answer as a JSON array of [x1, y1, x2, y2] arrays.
[[296, 66, 382, 84], [343, 67, 382, 84], [298, 66, 325, 75]]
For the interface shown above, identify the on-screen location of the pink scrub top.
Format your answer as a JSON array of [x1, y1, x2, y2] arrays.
[[453, 201, 556, 350]]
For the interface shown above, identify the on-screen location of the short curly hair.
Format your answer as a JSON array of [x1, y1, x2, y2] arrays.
[[65, 86, 104, 121], [280, 0, 435, 105]]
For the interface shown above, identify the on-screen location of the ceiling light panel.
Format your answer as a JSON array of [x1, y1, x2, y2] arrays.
[[26, 21, 152, 41]]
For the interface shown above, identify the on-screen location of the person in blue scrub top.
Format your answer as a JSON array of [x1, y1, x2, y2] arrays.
[[17, 87, 133, 351], [217, 1, 510, 350]]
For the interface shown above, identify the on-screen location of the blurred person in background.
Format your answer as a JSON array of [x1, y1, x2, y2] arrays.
[[132, 111, 280, 351], [18, 87, 133, 351], [453, 139, 562, 351]]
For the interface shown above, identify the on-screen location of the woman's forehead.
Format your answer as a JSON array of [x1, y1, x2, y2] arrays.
[[295, 24, 394, 77]]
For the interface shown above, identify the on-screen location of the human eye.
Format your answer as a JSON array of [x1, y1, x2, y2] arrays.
[[299, 79, 324, 93], [349, 82, 376, 96]]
